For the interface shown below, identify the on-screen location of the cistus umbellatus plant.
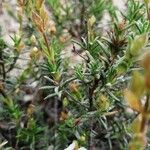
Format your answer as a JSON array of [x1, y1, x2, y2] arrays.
[[0, 0, 150, 149]]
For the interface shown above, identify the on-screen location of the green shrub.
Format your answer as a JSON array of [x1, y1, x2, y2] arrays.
[[0, 0, 150, 149]]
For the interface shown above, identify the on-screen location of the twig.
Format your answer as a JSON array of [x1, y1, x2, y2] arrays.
[[72, 44, 88, 61], [42, 32, 51, 55], [6, 55, 19, 73], [0, 88, 8, 99], [140, 94, 150, 133], [0, 61, 5, 80], [65, 90, 88, 109], [88, 78, 99, 150]]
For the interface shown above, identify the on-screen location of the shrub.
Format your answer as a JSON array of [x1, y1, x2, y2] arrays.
[[0, 0, 150, 149]]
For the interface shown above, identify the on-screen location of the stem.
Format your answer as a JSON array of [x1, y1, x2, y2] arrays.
[[145, 3, 150, 21], [88, 118, 93, 150], [140, 94, 150, 133], [2, 63, 5, 80], [80, 0, 85, 35], [0, 61, 5, 80], [0, 1, 2, 14], [54, 98, 58, 150], [72, 44, 88, 61], [6, 55, 19, 73], [42, 32, 51, 55], [88, 78, 99, 150], [89, 78, 99, 110], [65, 90, 88, 109], [0, 88, 8, 99]]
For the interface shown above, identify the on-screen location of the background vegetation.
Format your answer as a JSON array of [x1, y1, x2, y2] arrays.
[[0, 0, 150, 149]]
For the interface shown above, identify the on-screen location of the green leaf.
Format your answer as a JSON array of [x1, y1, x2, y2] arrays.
[[130, 115, 142, 134], [144, 0, 150, 5], [124, 89, 142, 112], [130, 71, 145, 98], [129, 133, 146, 150], [130, 33, 148, 56]]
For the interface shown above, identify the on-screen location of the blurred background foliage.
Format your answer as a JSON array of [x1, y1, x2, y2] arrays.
[[0, 0, 150, 149]]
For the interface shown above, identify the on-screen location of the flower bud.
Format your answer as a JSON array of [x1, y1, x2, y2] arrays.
[[30, 35, 37, 45], [49, 25, 56, 35], [30, 47, 41, 60]]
